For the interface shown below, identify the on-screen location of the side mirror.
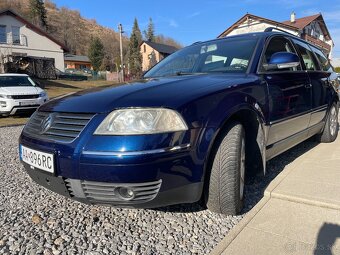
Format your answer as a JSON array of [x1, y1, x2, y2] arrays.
[[264, 52, 300, 71]]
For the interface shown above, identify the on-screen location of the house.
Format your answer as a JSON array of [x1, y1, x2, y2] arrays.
[[140, 41, 178, 71], [218, 13, 334, 58], [0, 9, 67, 72], [64, 54, 92, 70]]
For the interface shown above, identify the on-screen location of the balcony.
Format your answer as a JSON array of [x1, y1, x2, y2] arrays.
[[301, 34, 331, 53], [0, 33, 27, 46]]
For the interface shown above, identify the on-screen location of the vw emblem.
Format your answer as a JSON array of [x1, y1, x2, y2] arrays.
[[40, 114, 54, 134]]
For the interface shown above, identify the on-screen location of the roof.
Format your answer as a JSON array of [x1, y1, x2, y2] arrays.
[[142, 41, 178, 54], [64, 54, 90, 63], [218, 13, 299, 38], [0, 9, 68, 51], [282, 14, 320, 29], [218, 13, 332, 42], [282, 14, 332, 41]]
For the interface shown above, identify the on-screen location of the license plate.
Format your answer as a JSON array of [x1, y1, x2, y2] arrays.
[[20, 145, 54, 173], [19, 101, 36, 106]]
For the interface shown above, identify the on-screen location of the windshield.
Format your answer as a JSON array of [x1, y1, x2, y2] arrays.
[[0, 76, 36, 87], [145, 37, 258, 78]]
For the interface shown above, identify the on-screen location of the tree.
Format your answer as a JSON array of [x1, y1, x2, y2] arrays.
[[155, 34, 182, 49], [148, 50, 157, 69], [144, 17, 155, 42], [29, 0, 48, 29], [128, 18, 143, 77], [88, 37, 104, 72]]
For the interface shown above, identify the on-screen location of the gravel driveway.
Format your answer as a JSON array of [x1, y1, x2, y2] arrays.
[[0, 126, 317, 255]]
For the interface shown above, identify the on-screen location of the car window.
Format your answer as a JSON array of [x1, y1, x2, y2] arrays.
[[0, 76, 35, 87], [292, 39, 318, 71], [310, 46, 332, 72], [144, 37, 258, 77], [261, 36, 301, 72]]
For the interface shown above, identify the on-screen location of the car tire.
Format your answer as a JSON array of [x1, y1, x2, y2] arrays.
[[316, 103, 339, 143], [206, 121, 245, 215]]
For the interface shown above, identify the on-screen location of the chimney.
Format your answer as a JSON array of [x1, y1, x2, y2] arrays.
[[290, 12, 296, 23]]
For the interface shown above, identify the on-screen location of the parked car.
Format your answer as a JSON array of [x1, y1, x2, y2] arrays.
[[64, 68, 76, 74], [19, 29, 339, 215], [0, 74, 48, 116]]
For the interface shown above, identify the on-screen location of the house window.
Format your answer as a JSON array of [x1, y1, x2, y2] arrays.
[[144, 45, 146, 53], [0, 25, 6, 43], [12, 26, 20, 44]]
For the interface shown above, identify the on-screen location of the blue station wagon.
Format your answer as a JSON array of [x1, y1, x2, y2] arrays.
[[19, 28, 339, 215]]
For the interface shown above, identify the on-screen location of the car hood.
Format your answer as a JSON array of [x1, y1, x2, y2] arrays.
[[40, 74, 258, 113], [0, 86, 42, 95]]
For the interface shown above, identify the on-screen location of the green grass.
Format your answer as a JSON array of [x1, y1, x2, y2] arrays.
[[0, 79, 119, 127]]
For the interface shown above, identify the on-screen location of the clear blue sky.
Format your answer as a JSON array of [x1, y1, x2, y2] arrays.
[[53, 0, 340, 58]]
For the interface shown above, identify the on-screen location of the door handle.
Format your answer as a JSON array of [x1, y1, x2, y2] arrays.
[[305, 84, 312, 89]]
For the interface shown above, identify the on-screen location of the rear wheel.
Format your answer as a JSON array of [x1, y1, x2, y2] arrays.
[[316, 103, 339, 143], [205, 121, 245, 215]]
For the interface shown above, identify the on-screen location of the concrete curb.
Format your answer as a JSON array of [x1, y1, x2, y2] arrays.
[[210, 196, 270, 255], [210, 142, 325, 255], [270, 192, 340, 210]]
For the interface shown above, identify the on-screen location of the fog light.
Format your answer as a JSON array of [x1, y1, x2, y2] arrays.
[[0, 101, 6, 107], [116, 187, 135, 200]]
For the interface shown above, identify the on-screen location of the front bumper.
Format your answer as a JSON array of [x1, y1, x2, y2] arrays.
[[20, 118, 206, 208], [0, 97, 48, 115], [23, 161, 203, 208]]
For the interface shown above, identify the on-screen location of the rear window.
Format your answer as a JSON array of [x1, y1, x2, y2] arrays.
[[0, 76, 36, 87], [292, 39, 318, 71], [310, 46, 332, 72]]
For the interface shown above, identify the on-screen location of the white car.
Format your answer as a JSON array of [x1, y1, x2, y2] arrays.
[[0, 73, 49, 116]]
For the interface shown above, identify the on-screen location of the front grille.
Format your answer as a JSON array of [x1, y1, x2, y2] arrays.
[[64, 179, 162, 205], [24, 111, 94, 143], [12, 94, 39, 99]]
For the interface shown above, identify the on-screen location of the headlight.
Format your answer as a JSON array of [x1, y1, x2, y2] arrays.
[[94, 108, 188, 135], [0, 94, 11, 99], [39, 92, 47, 97]]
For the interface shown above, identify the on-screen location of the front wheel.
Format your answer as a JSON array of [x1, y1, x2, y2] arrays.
[[205, 121, 245, 215], [316, 103, 339, 143]]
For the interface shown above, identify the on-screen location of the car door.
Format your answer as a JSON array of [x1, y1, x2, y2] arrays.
[[291, 39, 330, 131], [308, 45, 334, 127], [259, 36, 312, 147]]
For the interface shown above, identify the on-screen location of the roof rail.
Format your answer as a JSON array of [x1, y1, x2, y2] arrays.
[[264, 27, 296, 36], [191, 41, 202, 45]]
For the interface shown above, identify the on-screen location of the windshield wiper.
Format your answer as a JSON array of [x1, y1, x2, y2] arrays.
[[175, 71, 205, 76]]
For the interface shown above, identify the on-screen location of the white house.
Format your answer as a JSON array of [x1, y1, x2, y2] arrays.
[[0, 9, 67, 71], [218, 13, 334, 58]]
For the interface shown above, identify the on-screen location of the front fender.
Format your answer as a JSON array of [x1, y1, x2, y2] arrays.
[[197, 95, 268, 181]]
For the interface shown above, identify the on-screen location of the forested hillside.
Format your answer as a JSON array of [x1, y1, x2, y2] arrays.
[[0, 0, 182, 71]]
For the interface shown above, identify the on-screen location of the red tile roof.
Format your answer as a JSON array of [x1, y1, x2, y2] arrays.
[[218, 13, 299, 38], [282, 14, 321, 29]]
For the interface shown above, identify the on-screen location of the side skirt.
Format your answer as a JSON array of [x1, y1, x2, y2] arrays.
[[266, 121, 324, 161]]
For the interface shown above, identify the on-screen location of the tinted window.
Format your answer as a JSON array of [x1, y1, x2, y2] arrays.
[[0, 76, 36, 87], [12, 26, 20, 44], [0, 25, 6, 43], [261, 36, 301, 72], [310, 46, 332, 72], [145, 37, 258, 77], [292, 39, 318, 71]]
